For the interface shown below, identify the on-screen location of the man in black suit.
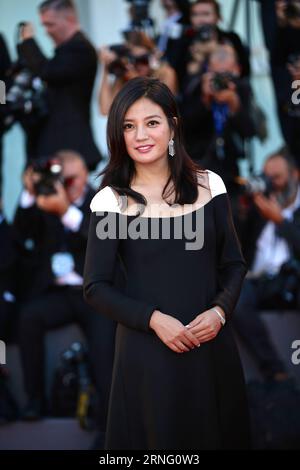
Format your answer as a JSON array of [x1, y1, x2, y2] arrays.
[[17, 0, 102, 170], [14, 151, 116, 447], [234, 149, 300, 383]]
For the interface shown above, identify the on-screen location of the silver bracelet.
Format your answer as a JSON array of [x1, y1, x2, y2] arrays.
[[211, 307, 226, 326]]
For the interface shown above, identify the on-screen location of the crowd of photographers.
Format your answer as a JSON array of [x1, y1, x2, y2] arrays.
[[1, 0, 300, 449]]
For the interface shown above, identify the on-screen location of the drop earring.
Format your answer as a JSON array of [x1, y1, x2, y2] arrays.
[[168, 138, 175, 157]]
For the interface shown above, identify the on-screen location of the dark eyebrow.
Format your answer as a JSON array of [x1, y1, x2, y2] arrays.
[[123, 115, 162, 122]]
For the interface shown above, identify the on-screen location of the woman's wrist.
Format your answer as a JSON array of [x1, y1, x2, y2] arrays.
[[211, 306, 226, 326], [149, 309, 164, 330]]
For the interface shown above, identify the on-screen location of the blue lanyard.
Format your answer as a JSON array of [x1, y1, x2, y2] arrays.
[[212, 102, 229, 136]]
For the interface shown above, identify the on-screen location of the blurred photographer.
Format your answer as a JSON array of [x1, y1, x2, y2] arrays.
[[17, 0, 102, 170], [167, 0, 250, 92], [13, 151, 116, 447], [180, 44, 257, 194], [185, 23, 218, 79], [234, 149, 300, 383], [270, 0, 300, 167], [98, 31, 177, 116]]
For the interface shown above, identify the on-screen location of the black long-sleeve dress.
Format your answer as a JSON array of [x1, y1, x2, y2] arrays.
[[83, 169, 251, 450]]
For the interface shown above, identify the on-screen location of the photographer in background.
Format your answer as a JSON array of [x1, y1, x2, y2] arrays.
[[270, 0, 300, 168], [167, 0, 250, 92], [234, 149, 300, 383], [98, 31, 177, 116], [17, 0, 102, 171], [13, 151, 116, 448], [180, 44, 257, 195]]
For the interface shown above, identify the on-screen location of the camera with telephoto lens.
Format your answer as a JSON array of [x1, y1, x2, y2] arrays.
[[107, 44, 131, 78], [30, 156, 77, 197], [30, 157, 63, 197], [236, 174, 274, 197], [283, 0, 300, 20], [211, 72, 236, 92], [0, 66, 48, 132], [107, 44, 151, 78], [0, 22, 48, 133], [130, 53, 150, 67]]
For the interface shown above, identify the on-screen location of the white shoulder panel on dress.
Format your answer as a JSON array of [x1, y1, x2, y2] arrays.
[[207, 170, 227, 199], [90, 186, 121, 213]]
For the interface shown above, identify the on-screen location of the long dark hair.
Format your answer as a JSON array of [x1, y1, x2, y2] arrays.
[[99, 77, 206, 212]]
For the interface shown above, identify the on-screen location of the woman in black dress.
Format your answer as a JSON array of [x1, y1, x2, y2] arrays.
[[83, 77, 251, 450]]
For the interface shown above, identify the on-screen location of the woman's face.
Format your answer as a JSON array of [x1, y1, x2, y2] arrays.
[[123, 97, 174, 165]]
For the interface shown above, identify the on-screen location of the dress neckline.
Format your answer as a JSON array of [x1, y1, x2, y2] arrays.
[[120, 196, 215, 219]]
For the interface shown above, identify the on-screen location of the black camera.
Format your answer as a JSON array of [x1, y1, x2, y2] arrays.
[[284, 0, 300, 20], [211, 72, 236, 92], [0, 22, 48, 133], [194, 24, 217, 43], [130, 53, 150, 67], [107, 44, 131, 78], [0, 66, 48, 132], [107, 44, 151, 78], [236, 174, 273, 197], [30, 157, 63, 197]]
